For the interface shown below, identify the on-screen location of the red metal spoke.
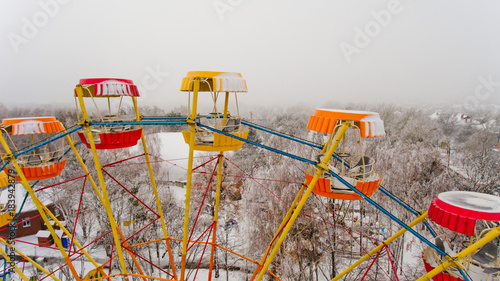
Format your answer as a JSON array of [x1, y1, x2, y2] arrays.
[[101, 168, 160, 217], [188, 160, 218, 245]]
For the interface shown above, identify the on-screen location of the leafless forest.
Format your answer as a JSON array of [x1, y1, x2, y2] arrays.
[[0, 102, 498, 280]]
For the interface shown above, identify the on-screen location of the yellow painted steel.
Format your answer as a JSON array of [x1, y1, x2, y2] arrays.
[[75, 85, 130, 280], [41, 202, 100, 269], [416, 225, 500, 281], [132, 97, 178, 280], [0, 171, 8, 187], [116, 227, 147, 281], [83, 267, 106, 281], [0, 132, 81, 280], [250, 180, 308, 280], [254, 121, 351, 281], [332, 211, 429, 281], [64, 132, 114, 214], [180, 77, 200, 281], [0, 207, 16, 230], [0, 242, 29, 281], [180, 71, 247, 93], [180, 130, 249, 151], [0, 236, 60, 281], [123, 273, 176, 281], [208, 153, 224, 281], [222, 92, 229, 127]]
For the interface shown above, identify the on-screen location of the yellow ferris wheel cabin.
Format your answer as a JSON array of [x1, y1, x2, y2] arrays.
[[305, 109, 385, 200], [180, 71, 249, 152]]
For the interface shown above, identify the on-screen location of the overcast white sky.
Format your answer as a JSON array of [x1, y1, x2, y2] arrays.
[[1, 0, 500, 111]]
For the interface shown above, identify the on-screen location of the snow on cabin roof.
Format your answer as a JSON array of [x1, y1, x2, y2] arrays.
[[1, 117, 64, 135], [44, 220, 66, 227], [307, 109, 385, 137], [0, 184, 53, 213], [36, 230, 51, 238], [36, 229, 63, 238], [180, 71, 248, 93], [77, 78, 140, 97], [438, 191, 500, 215], [316, 109, 379, 115]]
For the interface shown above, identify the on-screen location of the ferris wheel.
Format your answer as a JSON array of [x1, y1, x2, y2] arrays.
[[0, 72, 499, 281]]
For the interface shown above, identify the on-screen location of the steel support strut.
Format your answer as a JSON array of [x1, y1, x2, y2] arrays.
[[253, 121, 351, 281]]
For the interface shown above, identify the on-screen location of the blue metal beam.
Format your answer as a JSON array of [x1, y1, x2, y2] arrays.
[[197, 124, 449, 259], [89, 121, 187, 126], [241, 121, 323, 150], [58, 141, 82, 161], [325, 169, 449, 257], [0, 162, 8, 172], [197, 124, 316, 165], [141, 116, 188, 120], [13, 126, 82, 158], [378, 186, 437, 238], [457, 268, 471, 281]]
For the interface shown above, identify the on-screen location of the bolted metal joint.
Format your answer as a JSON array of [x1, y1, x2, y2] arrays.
[[2, 154, 14, 161], [77, 119, 89, 127], [316, 162, 329, 171]]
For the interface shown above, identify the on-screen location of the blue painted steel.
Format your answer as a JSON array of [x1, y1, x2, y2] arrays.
[[141, 116, 189, 120], [1, 114, 462, 276], [58, 141, 82, 161], [423, 222, 437, 238], [199, 123, 452, 263], [241, 121, 323, 149], [89, 121, 187, 126], [378, 187, 419, 217], [457, 268, 471, 281], [205, 120, 440, 244], [0, 162, 7, 172], [323, 141, 438, 237], [197, 124, 316, 165], [378, 187, 437, 237], [13, 126, 82, 158], [13, 121, 185, 157], [325, 169, 448, 257]]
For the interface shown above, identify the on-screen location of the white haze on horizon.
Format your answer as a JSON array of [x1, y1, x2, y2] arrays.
[[1, 0, 499, 112]]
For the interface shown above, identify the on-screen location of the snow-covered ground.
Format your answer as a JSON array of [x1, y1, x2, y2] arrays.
[[157, 132, 192, 181], [0, 131, 446, 280]]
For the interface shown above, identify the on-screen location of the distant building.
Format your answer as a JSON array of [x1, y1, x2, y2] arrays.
[[0, 185, 63, 240], [460, 114, 471, 123], [429, 112, 441, 120]]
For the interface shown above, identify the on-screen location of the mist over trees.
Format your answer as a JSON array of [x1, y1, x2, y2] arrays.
[[0, 102, 498, 280]]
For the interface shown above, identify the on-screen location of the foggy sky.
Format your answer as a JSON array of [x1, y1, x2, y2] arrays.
[[1, 0, 500, 111]]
